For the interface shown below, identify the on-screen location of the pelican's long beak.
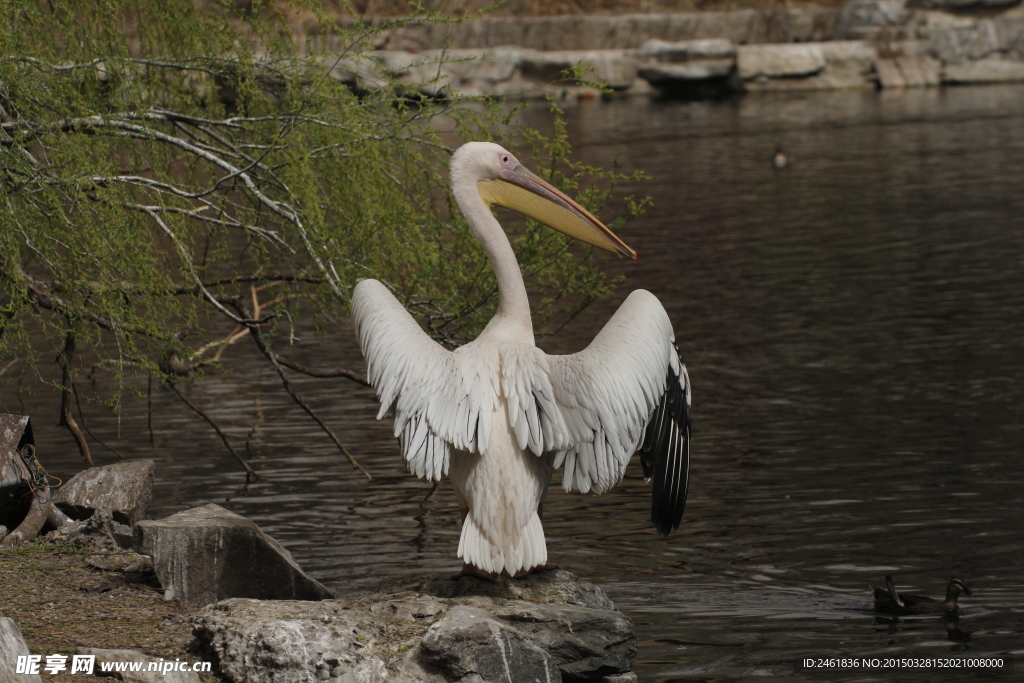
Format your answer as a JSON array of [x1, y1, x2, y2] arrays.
[[478, 165, 638, 260]]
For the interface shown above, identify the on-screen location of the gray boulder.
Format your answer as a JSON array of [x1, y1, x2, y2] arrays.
[[192, 599, 392, 683], [420, 606, 559, 682], [53, 459, 154, 525], [75, 647, 202, 683], [738, 43, 827, 79], [0, 618, 40, 683], [192, 569, 636, 683], [136, 503, 333, 606], [632, 38, 736, 87], [737, 41, 877, 90], [490, 602, 634, 680]]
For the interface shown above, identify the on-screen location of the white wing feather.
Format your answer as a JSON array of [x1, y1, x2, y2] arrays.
[[547, 289, 683, 494], [351, 279, 492, 481], [499, 344, 571, 456]]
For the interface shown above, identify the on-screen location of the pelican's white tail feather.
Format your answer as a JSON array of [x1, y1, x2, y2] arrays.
[[458, 511, 547, 576]]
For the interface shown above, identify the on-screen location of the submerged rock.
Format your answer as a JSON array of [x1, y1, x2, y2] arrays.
[[192, 569, 636, 683], [54, 459, 155, 526], [136, 503, 333, 606]]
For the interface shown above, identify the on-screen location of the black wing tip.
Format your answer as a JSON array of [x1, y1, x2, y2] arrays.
[[653, 515, 683, 536], [645, 346, 691, 537]]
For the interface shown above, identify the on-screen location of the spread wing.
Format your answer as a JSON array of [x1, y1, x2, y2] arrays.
[[548, 289, 691, 535], [351, 279, 492, 481]]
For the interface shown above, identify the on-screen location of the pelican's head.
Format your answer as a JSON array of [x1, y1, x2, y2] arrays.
[[451, 141, 637, 260]]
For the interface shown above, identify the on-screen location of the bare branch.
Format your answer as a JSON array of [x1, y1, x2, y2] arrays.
[[274, 355, 370, 387], [57, 327, 92, 466]]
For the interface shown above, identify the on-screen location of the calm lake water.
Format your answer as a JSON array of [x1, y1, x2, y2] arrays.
[[5, 85, 1024, 681]]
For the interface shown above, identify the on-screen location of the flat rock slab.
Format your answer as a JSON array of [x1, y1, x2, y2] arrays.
[[0, 617, 41, 683], [53, 459, 154, 526], [193, 569, 635, 683], [76, 647, 203, 683], [136, 503, 333, 606]]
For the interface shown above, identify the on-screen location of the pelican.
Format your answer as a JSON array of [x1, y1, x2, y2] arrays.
[[352, 141, 691, 576]]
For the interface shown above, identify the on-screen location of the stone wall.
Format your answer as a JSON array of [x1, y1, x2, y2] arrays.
[[308, 1, 1024, 96]]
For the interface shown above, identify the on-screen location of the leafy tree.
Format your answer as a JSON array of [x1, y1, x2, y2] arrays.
[[0, 0, 640, 478]]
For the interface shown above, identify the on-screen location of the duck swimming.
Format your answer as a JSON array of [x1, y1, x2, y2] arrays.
[[870, 576, 973, 615]]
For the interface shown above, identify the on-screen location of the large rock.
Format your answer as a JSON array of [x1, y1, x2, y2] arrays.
[[420, 606, 559, 682], [193, 599, 391, 683], [738, 41, 877, 90], [633, 38, 736, 87], [75, 648, 203, 683], [53, 459, 154, 525], [192, 569, 636, 683], [738, 43, 827, 79], [0, 617, 41, 683], [136, 504, 333, 606]]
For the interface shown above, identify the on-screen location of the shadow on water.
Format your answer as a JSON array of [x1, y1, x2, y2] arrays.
[[4, 85, 1024, 680]]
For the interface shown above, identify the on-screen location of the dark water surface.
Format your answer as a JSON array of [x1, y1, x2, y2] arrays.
[[6, 85, 1024, 681]]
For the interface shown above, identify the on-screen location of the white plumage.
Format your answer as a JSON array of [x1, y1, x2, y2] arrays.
[[351, 141, 691, 576]]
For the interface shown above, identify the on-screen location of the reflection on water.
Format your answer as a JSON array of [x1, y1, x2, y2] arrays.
[[5, 85, 1024, 681]]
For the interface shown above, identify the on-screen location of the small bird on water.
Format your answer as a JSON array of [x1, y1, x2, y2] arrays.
[[771, 145, 789, 170], [870, 575, 973, 615]]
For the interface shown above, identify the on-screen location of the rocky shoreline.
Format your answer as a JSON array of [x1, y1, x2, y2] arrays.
[[311, 1, 1024, 98], [0, 461, 638, 683]]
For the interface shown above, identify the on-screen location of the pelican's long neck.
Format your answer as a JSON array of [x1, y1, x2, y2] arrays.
[[453, 180, 533, 341]]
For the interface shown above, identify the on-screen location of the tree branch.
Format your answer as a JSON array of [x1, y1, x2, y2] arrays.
[[57, 327, 92, 466], [274, 355, 370, 387]]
